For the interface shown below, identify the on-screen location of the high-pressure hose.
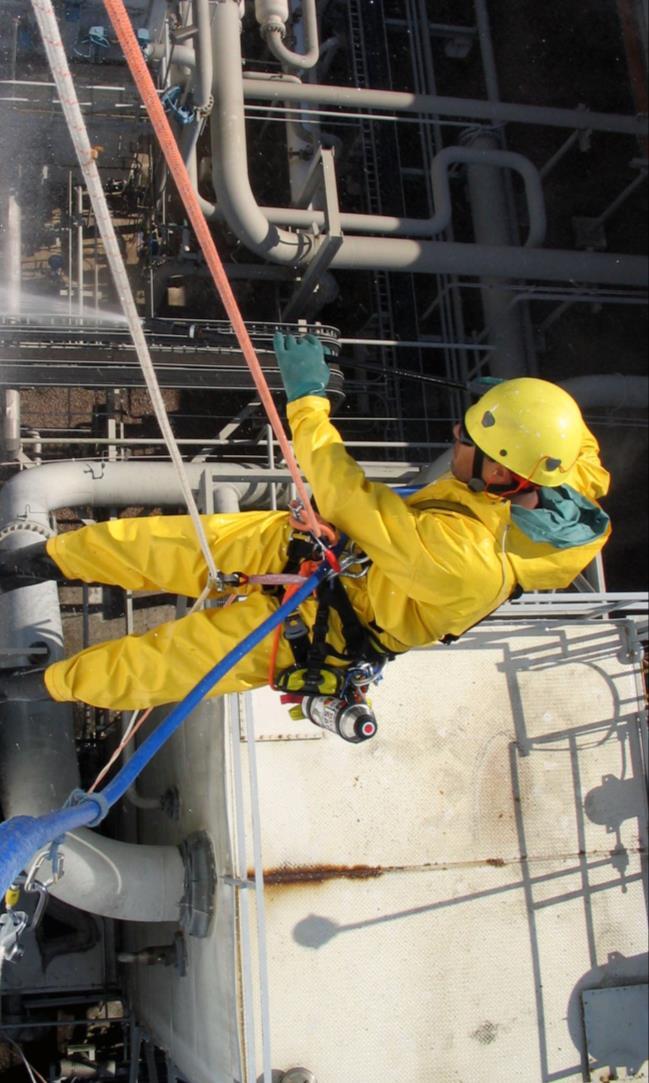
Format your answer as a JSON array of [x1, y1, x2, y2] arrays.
[[0, 563, 330, 894]]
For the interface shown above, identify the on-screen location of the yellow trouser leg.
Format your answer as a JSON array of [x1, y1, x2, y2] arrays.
[[46, 511, 292, 596], [43, 591, 307, 710]]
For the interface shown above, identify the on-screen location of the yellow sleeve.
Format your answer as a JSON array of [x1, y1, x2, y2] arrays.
[[287, 396, 509, 606], [562, 420, 610, 500]]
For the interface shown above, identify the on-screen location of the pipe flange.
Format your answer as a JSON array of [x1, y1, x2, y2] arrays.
[[0, 520, 55, 544], [179, 831, 216, 938], [196, 94, 214, 119], [263, 20, 287, 39]]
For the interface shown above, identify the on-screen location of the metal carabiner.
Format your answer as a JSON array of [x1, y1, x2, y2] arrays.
[[337, 550, 372, 579], [23, 842, 65, 930]]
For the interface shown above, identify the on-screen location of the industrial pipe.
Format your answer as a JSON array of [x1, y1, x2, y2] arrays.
[[463, 129, 532, 376], [258, 0, 321, 72], [210, 0, 315, 264], [0, 461, 290, 521], [241, 75, 648, 137], [192, 0, 213, 113], [203, 6, 647, 286], [560, 374, 649, 410], [199, 141, 546, 242], [0, 460, 291, 923]]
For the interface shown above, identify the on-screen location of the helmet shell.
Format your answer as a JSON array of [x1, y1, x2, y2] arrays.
[[464, 378, 583, 487]]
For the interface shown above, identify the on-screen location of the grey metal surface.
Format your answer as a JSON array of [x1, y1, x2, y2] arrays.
[[582, 985, 648, 1079], [124, 621, 648, 1081], [123, 699, 242, 1083]]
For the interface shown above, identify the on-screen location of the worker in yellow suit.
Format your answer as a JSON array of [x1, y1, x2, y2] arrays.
[[0, 334, 611, 708]]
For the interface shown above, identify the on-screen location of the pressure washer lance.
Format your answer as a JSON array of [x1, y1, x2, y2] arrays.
[[302, 695, 378, 744]]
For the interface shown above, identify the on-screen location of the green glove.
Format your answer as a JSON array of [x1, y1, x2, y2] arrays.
[[273, 332, 331, 402]]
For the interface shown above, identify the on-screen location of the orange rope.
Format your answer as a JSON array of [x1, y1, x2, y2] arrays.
[[101, 0, 323, 540]]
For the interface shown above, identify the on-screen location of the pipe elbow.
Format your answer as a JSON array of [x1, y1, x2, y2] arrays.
[[265, 27, 320, 71]]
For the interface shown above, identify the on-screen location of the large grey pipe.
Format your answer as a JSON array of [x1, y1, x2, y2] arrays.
[[0, 462, 288, 923], [261, 0, 320, 71], [560, 375, 649, 411], [242, 74, 648, 137], [210, 0, 315, 264], [464, 130, 531, 376], [206, 5, 647, 286], [199, 137, 547, 243]]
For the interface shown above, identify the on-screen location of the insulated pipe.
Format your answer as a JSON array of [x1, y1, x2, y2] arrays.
[[261, 0, 320, 72], [151, 33, 212, 109], [255, 0, 289, 33], [241, 77, 649, 137], [560, 374, 649, 410], [0, 483, 184, 924], [464, 130, 531, 376], [282, 1, 321, 204], [204, 12, 547, 240], [149, 41, 195, 67], [200, 143, 546, 242], [204, 8, 646, 286], [324, 237, 648, 286], [210, 0, 314, 264], [0, 459, 287, 922], [0, 461, 290, 521], [192, 0, 213, 113]]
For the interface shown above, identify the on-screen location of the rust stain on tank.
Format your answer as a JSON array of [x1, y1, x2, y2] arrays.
[[255, 863, 384, 886]]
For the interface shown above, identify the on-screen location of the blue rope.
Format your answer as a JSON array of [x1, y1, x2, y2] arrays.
[[0, 563, 329, 894]]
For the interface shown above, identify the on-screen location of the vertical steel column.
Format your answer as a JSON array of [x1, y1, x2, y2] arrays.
[[464, 130, 531, 377], [3, 191, 22, 459], [67, 170, 73, 316], [77, 185, 84, 316], [473, 0, 500, 102]]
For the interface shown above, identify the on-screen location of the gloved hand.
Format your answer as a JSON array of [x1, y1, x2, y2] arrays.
[[273, 332, 331, 402]]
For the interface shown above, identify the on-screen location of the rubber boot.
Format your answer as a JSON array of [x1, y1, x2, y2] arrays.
[[0, 667, 52, 703], [0, 540, 64, 594]]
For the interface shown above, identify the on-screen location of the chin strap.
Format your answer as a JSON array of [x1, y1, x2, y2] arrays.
[[468, 446, 487, 492], [469, 448, 537, 499], [484, 475, 538, 498]]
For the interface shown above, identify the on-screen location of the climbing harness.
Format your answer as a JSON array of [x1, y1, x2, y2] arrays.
[[267, 506, 396, 732]]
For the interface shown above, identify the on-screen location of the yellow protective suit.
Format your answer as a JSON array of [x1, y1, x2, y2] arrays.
[[43, 396, 611, 709]]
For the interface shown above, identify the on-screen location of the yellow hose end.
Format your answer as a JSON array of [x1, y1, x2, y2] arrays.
[[4, 886, 21, 909]]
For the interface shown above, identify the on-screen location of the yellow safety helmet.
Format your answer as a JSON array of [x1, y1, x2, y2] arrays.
[[464, 377, 583, 487]]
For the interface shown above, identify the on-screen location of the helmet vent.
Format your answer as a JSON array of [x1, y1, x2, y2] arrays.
[[546, 457, 561, 471], [481, 410, 496, 428], [499, 449, 507, 457]]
